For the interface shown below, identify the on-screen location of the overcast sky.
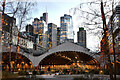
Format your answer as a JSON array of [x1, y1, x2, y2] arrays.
[[28, 0, 99, 52], [3, 0, 99, 52]]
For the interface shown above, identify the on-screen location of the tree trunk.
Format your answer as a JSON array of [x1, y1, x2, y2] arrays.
[[101, 1, 114, 79]]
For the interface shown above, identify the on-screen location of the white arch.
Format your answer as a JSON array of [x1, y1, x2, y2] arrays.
[[34, 41, 99, 67], [2, 45, 35, 66], [2, 42, 100, 67]]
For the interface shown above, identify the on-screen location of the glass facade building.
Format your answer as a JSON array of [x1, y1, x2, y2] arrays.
[[57, 27, 61, 45], [48, 23, 57, 49], [26, 24, 34, 34], [106, 5, 120, 61], [77, 27, 86, 48], [113, 5, 120, 53], [32, 12, 48, 48], [60, 14, 74, 43]]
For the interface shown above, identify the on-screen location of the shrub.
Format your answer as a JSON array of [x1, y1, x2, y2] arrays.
[[32, 71, 38, 75], [89, 69, 99, 74], [55, 70, 59, 73], [93, 78, 100, 80], [116, 69, 120, 75], [63, 69, 69, 74], [2, 71, 18, 78], [80, 70, 86, 74], [39, 71, 44, 75], [103, 69, 109, 75], [18, 71, 29, 75]]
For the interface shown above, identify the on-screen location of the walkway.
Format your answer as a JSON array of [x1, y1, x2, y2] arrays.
[[45, 78, 73, 80], [36, 74, 73, 80], [36, 74, 120, 80]]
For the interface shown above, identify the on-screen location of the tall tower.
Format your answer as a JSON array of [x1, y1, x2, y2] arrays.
[[77, 27, 86, 48], [26, 24, 33, 34], [57, 27, 60, 45], [43, 12, 48, 24], [48, 23, 57, 49], [32, 18, 40, 34], [32, 12, 48, 48], [60, 14, 74, 43]]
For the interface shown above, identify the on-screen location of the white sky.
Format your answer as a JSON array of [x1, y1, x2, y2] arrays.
[[27, 0, 100, 52], [4, 0, 100, 51]]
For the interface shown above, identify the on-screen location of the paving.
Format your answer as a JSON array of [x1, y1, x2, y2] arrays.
[[36, 74, 120, 80], [36, 74, 73, 80], [45, 77, 73, 80]]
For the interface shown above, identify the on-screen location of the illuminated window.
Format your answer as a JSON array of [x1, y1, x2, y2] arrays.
[[62, 35, 66, 37], [39, 21, 42, 23], [40, 25, 43, 27], [116, 20, 119, 22], [54, 27, 57, 30], [61, 21, 64, 23], [6, 23, 8, 25]]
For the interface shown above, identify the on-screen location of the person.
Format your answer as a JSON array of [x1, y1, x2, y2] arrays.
[[48, 66, 51, 75]]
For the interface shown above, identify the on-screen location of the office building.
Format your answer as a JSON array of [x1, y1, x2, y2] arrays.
[[1, 13, 17, 47], [57, 27, 61, 45], [77, 27, 86, 48], [32, 18, 40, 34], [2, 14, 16, 33], [26, 24, 34, 34], [60, 14, 74, 43], [108, 5, 120, 53], [32, 13, 48, 48], [43, 12, 48, 24], [48, 23, 57, 49]]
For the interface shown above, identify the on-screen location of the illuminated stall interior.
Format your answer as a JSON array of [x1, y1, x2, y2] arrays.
[[2, 51, 100, 72], [39, 51, 100, 72], [2, 52, 34, 71]]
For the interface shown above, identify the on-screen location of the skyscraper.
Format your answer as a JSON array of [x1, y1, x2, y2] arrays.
[[77, 27, 86, 48], [48, 23, 57, 49], [26, 24, 34, 34], [32, 12, 48, 48], [107, 5, 120, 53], [60, 14, 74, 43], [32, 18, 40, 34], [43, 12, 48, 24], [57, 27, 60, 45]]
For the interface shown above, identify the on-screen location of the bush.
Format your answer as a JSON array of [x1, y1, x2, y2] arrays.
[[93, 78, 100, 80], [103, 69, 109, 75], [80, 70, 86, 74], [89, 69, 99, 74], [55, 70, 59, 73], [116, 69, 120, 75], [39, 71, 44, 75], [2, 71, 18, 78], [32, 71, 37, 75], [71, 69, 76, 74], [18, 71, 29, 75], [63, 69, 69, 74]]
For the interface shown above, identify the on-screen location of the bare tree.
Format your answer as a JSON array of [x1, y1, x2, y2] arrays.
[[1, 1, 35, 71], [70, 0, 120, 80], [0, 0, 5, 78], [14, 2, 35, 71]]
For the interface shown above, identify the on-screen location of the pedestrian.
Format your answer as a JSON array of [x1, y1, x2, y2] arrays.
[[48, 66, 51, 75]]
